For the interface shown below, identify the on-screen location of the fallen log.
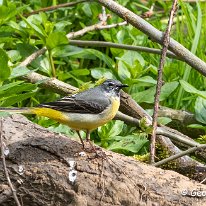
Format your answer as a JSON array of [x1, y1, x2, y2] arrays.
[[0, 114, 205, 206]]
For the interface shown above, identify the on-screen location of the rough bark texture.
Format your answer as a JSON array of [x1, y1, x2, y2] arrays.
[[0, 115, 206, 206]]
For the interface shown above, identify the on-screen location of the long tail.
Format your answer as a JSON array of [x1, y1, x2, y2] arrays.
[[0, 107, 33, 114], [0, 107, 69, 124]]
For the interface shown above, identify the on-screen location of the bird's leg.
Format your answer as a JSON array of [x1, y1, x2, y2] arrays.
[[85, 130, 106, 158], [85, 130, 90, 142], [85, 130, 96, 150], [76, 130, 85, 149]]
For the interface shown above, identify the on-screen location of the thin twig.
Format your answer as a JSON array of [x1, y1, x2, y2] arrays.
[[154, 144, 206, 167], [66, 21, 127, 39], [156, 126, 199, 147], [20, 21, 127, 68], [20, 48, 46, 67], [200, 177, 206, 184], [24, 0, 88, 16], [150, 0, 178, 164], [0, 118, 21, 206], [69, 40, 179, 59]]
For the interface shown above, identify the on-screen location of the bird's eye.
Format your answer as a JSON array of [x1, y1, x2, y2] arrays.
[[108, 83, 114, 87]]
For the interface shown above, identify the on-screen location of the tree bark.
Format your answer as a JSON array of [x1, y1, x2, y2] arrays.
[[0, 115, 205, 206]]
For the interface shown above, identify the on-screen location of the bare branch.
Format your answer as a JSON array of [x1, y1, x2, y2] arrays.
[[0, 118, 21, 206], [156, 126, 199, 147], [66, 21, 127, 39], [154, 144, 206, 167], [69, 40, 179, 59], [20, 48, 46, 67], [22, 72, 76, 95]]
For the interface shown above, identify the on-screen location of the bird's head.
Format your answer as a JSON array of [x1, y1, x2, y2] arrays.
[[101, 79, 128, 97]]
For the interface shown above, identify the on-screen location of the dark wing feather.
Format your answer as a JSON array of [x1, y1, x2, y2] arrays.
[[38, 95, 107, 114]]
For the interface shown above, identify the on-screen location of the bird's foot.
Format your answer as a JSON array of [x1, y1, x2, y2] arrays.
[[81, 141, 107, 159]]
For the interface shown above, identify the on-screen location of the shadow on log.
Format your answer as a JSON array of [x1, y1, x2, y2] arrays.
[[0, 114, 206, 206]]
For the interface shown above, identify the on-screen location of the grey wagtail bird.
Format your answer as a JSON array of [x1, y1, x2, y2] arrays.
[[0, 79, 128, 149]]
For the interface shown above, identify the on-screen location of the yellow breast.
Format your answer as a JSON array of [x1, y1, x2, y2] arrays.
[[100, 97, 120, 122]]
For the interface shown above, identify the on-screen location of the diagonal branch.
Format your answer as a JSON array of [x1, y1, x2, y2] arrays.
[[154, 144, 206, 167], [66, 21, 127, 39], [97, 0, 206, 76]]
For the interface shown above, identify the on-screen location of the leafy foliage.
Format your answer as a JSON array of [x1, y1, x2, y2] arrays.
[[0, 0, 206, 156]]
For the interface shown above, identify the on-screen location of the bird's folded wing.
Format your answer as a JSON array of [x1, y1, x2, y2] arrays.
[[38, 96, 107, 114]]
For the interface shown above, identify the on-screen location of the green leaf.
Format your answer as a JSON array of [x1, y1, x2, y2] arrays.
[[108, 134, 149, 154], [10, 66, 31, 79], [17, 43, 37, 58], [52, 45, 83, 57], [21, 14, 47, 41], [135, 76, 157, 85], [132, 86, 155, 103], [7, 50, 21, 63], [0, 92, 35, 106], [180, 80, 206, 99], [48, 124, 74, 136], [0, 4, 17, 25], [158, 117, 172, 125], [54, 21, 72, 31], [86, 49, 114, 68], [180, 80, 200, 94], [117, 51, 145, 80], [160, 81, 179, 101], [36, 55, 51, 75], [52, 46, 114, 68], [127, 76, 156, 88], [0, 83, 37, 99], [70, 69, 90, 76], [98, 120, 124, 140], [0, 81, 23, 92], [195, 97, 206, 124], [46, 32, 68, 50], [0, 48, 10, 81], [132, 81, 178, 103], [91, 68, 116, 79], [82, 3, 92, 17], [188, 124, 206, 130]]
